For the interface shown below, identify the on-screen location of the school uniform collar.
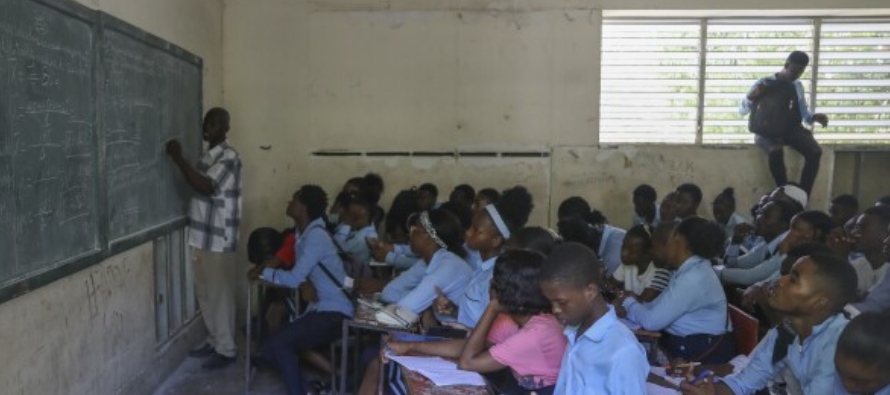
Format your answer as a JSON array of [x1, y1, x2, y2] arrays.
[[479, 256, 497, 271], [767, 231, 790, 256], [565, 305, 619, 344], [424, 249, 450, 273], [676, 255, 708, 275], [795, 313, 845, 347], [304, 217, 327, 233]]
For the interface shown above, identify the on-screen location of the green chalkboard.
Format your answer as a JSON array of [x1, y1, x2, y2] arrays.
[[0, 0, 203, 302]]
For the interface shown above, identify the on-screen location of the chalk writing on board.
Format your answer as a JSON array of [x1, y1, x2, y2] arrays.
[[0, 0, 99, 283]]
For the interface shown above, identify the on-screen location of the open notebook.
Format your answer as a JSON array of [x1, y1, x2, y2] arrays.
[[386, 353, 487, 387]]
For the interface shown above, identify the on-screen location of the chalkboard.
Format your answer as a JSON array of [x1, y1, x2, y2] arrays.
[[0, 0, 101, 286], [101, 16, 202, 244], [0, 0, 203, 302]]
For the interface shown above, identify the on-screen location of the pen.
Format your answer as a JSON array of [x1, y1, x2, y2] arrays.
[[690, 370, 714, 385]]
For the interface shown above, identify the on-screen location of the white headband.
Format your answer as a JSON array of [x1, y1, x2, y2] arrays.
[[782, 185, 809, 208], [485, 204, 511, 239], [419, 211, 448, 249]]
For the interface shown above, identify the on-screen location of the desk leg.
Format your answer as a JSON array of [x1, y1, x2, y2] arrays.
[[245, 282, 252, 395], [340, 319, 349, 395], [377, 337, 384, 395]]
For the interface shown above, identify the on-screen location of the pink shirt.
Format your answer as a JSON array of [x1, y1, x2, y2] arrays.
[[486, 314, 567, 389]]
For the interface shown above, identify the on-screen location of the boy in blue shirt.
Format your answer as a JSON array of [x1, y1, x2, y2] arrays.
[[540, 243, 649, 395], [833, 312, 890, 395], [680, 252, 858, 395]]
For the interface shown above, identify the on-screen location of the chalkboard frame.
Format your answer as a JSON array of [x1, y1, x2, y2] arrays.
[[0, 0, 204, 304]]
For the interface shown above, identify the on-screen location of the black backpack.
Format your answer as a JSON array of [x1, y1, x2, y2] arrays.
[[748, 78, 801, 139]]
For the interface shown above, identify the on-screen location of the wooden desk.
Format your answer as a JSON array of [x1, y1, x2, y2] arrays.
[[337, 302, 419, 394]]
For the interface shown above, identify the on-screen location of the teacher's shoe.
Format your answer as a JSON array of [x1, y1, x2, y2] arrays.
[[202, 353, 236, 370], [188, 343, 215, 358]]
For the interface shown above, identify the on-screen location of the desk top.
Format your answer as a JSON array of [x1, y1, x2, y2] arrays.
[[350, 302, 419, 333], [400, 365, 490, 395]]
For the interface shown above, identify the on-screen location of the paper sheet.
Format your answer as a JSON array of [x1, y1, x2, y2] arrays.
[[387, 354, 487, 387]]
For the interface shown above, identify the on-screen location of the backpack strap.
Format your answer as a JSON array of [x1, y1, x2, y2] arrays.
[[305, 223, 353, 301]]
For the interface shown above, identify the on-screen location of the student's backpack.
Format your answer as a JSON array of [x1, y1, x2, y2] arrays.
[[747, 78, 800, 139]]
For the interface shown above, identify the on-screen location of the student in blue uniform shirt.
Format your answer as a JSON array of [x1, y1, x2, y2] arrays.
[[852, 219, 890, 313], [439, 186, 534, 328], [675, 183, 703, 220], [721, 208, 830, 287], [540, 243, 649, 395], [618, 217, 735, 364], [681, 252, 858, 395], [712, 187, 750, 243], [632, 184, 661, 227], [830, 194, 860, 230], [833, 312, 890, 395], [332, 190, 379, 266], [248, 185, 354, 395], [719, 200, 798, 286], [378, 209, 473, 322], [556, 197, 626, 276]]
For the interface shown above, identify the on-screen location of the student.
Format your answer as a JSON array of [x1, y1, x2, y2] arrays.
[[448, 186, 534, 329], [632, 184, 661, 227], [712, 187, 750, 242], [248, 185, 354, 395], [619, 218, 735, 364], [769, 184, 808, 211], [718, 200, 798, 286], [165, 107, 241, 369], [651, 221, 679, 269], [833, 312, 890, 395], [540, 243, 649, 395], [377, 209, 473, 323], [849, 207, 890, 295], [417, 183, 439, 211], [439, 200, 480, 269], [556, 196, 591, 220], [458, 250, 567, 395], [473, 187, 500, 213], [369, 188, 421, 269], [853, 219, 890, 313], [332, 190, 379, 267], [676, 183, 703, 219], [608, 224, 671, 302], [504, 226, 562, 255], [449, 184, 476, 208], [680, 252, 858, 395], [556, 197, 626, 276], [830, 194, 860, 229], [740, 242, 833, 327], [740, 51, 827, 195], [357, 228, 558, 395], [661, 191, 681, 223]]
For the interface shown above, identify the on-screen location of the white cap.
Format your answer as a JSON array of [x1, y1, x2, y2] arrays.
[[782, 185, 809, 208]]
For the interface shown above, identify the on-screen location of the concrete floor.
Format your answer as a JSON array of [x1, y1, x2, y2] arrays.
[[150, 353, 288, 395]]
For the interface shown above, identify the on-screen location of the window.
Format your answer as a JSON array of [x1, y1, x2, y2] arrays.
[[600, 17, 890, 144], [817, 20, 890, 142], [601, 20, 701, 144], [154, 228, 197, 344]]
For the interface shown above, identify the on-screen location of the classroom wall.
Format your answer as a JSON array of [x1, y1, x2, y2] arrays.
[[0, 1, 223, 394], [223, 0, 887, 237]]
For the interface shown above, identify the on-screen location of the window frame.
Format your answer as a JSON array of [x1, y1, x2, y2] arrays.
[[599, 16, 890, 148]]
